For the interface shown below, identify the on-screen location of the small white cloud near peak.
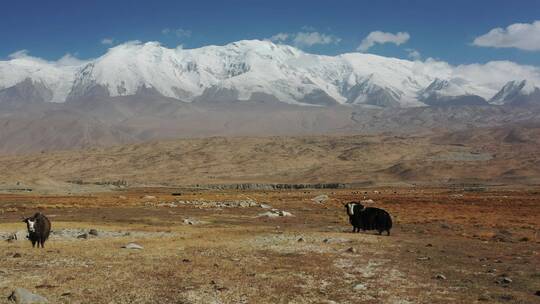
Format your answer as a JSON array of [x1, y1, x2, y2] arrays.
[[268, 29, 340, 48], [357, 31, 410, 52], [269, 33, 289, 43], [5, 49, 87, 67], [56, 53, 89, 66], [8, 49, 30, 59], [293, 31, 341, 47], [162, 27, 192, 38], [406, 48, 421, 61], [101, 38, 114, 45], [473, 20, 540, 51]]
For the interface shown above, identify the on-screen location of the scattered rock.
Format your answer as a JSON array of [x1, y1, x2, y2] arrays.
[[1, 231, 27, 242], [6, 234, 18, 243], [260, 204, 272, 209], [435, 274, 446, 280], [492, 233, 512, 242], [7, 288, 48, 303], [60, 292, 71, 297], [142, 195, 156, 200], [498, 294, 514, 301], [122, 243, 143, 250], [239, 201, 252, 207], [346, 247, 357, 253], [12, 253, 21, 258], [312, 194, 329, 204], [440, 223, 451, 229], [353, 283, 367, 291], [518, 237, 529, 242], [76, 233, 88, 239], [416, 256, 431, 261], [297, 237, 304, 242], [182, 259, 191, 263], [118, 196, 127, 200], [498, 229, 512, 236], [258, 210, 293, 218], [88, 229, 98, 236], [157, 202, 177, 208], [210, 280, 228, 291], [174, 199, 258, 208], [426, 243, 433, 247], [478, 294, 491, 301], [323, 238, 350, 244], [496, 277, 512, 284], [360, 199, 374, 204], [182, 218, 205, 225]]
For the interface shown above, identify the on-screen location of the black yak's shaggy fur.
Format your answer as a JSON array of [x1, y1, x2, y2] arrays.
[[23, 212, 51, 248], [345, 202, 392, 236]]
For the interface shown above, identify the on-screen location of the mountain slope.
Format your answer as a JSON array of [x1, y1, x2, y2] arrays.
[[489, 80, 540, 105], [417, 79, 488, 106]]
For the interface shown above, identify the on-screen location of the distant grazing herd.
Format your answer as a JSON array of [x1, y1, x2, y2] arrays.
[[19, 199, 393, 248]]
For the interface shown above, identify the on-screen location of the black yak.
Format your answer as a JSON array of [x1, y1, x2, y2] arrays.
[[345, 202, 392, 235], [22, 212, 51, 248]]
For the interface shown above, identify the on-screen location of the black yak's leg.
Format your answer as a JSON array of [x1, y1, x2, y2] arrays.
[[31, 240, 36, 248], [387, 230, 391, 236], [378, 230, 383, 235]]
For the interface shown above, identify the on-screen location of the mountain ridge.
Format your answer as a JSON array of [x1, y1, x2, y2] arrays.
[[1, 40, 539, 107]]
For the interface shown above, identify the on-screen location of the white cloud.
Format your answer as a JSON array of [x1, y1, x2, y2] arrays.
[[268, 30, 340, 47], [357, 31, 410, 52], [301, 25, 316, 31], [5, 49, 89, 67], [293, 32, 341, 47], [269, 33, 289, 42], [101, 38, 114, 45], [473, 20, 540, 51], [162, 28, 192, 38], [409, 58, 540, 96], [453, 60, 540, 90], [406, 48, 421, 61], [8, 49, 30, 59], [56, 53, 89, 66]]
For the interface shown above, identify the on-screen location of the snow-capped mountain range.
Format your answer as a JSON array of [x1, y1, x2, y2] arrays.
[[1, 40, 539, 107]]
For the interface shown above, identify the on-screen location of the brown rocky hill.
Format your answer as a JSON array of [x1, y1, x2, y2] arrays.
[[0, 99, 539, 155], [1, 124, 539, 192]]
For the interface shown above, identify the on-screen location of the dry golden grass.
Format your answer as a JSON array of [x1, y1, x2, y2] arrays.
[[0, 187, 539, 303]]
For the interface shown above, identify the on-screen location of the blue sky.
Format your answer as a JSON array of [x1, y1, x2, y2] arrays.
[[1, 0, 539, 65]]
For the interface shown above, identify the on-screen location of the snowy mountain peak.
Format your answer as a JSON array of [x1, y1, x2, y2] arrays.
[[488, 80, 539, 105], [1, 40, 540, 107], [416, 78, 488, 106]]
